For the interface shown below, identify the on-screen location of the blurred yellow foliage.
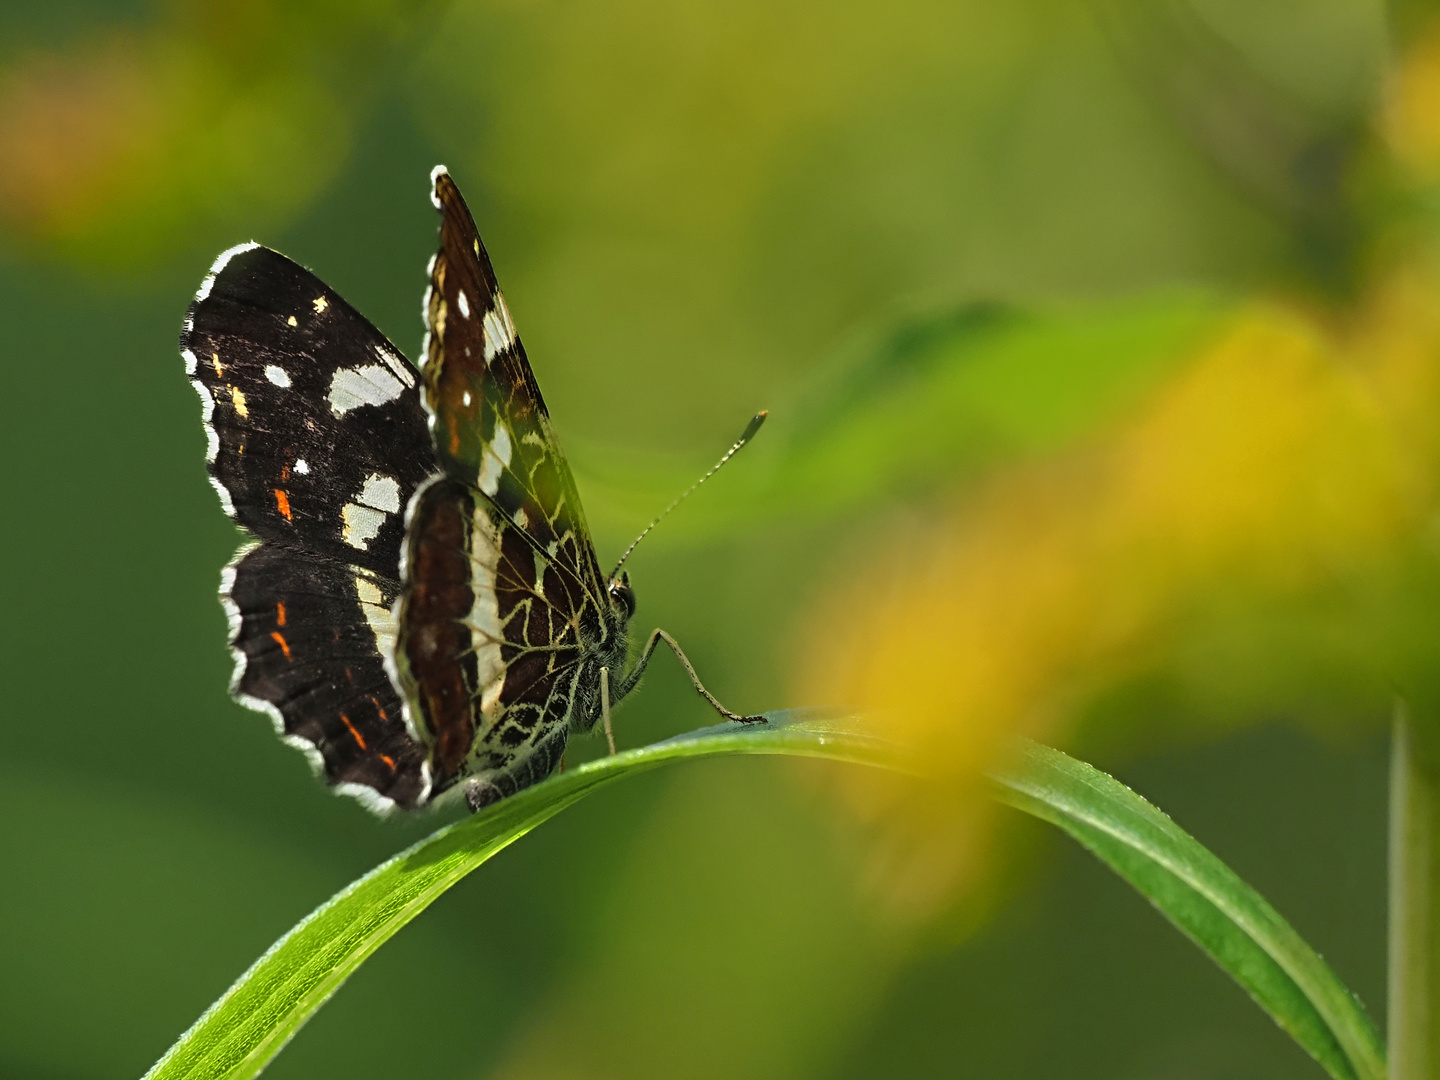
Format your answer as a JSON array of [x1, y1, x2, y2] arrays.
[[797, 269, 1440, 919], [1385, 19, 1440, 179]]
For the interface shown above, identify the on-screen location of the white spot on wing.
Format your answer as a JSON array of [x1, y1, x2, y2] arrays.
[[195, 242, 260, 302], [375, 344, 415, 388], [264, 365, 291, 387], [457, 289, 471, 319], [294, 459, 310, 474], [357, 473, 401, 513], [182, 348, 198, 375], [313, 296, 328, 313], [482, 294, 516, 361], [342, 503, 386, 550], [354, 574, 398, 657], [341, 472, 402, 549], [327, 364, 405, 416], [430, 164, 449, 208], [477, 422, 512, 496]]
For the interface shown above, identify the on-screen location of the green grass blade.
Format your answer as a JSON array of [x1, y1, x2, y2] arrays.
[[989, 740, 1387, 1080], [144, 718, 1384, 1080], [142, 710, 899, 1080]]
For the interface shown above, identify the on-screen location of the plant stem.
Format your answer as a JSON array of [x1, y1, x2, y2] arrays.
[[1390, 703, 1440, 1079]]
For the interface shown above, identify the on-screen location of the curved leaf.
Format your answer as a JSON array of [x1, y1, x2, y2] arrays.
[[143, 710, 898, 1080], [144, 716, 1383, 1080], [989, 740, 1386, 1080]]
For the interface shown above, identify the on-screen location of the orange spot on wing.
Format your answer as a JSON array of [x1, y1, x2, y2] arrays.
[[274, 488, 292, 520], [370, 696, 389, 722], [378, 753, 396, 770], [270, 631, 292, 661], [339, 713, 368, 750], [276, 602, 286, 626]]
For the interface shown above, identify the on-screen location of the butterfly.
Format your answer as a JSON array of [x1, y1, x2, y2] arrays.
[[181, 166, 764, 814]]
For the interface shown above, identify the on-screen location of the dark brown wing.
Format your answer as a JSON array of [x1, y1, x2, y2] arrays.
[[394, 476, 607, 796], [421, 167, 606, 599], [225, 544, 426, 808], [182, 243, 436, 811]]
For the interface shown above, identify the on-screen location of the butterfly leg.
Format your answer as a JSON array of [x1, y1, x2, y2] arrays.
[[600, 665, 617, 755], [620, 629, 766, 724]]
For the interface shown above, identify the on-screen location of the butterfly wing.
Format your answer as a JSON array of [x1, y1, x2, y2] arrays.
[[397, 476, 606, 794], [395, 169, 623, 799], [421, 168, 606, 590], [183, 243, 437, 810]]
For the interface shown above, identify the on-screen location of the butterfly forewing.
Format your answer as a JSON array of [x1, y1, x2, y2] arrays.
[[422, 170, 605, 592], [183, 244, 438, 810]]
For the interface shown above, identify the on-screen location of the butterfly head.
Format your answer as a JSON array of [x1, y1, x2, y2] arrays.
[[607, 571, 637, 622]]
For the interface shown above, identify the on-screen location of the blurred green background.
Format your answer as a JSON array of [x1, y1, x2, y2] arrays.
[[0, 0, 1425, 1076]]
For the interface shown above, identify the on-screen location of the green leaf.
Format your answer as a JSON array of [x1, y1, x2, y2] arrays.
[[142, 711, 899, 1080], [989, 740, 1386, 1080], [144, 715, 1383, 1080]]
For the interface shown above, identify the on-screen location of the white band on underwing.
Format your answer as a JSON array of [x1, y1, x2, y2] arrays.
[[375, 344, 416, 388], [482, 294, 516, 361], [354, 572, 399, 658], [477, 420, 513, 496], [467, 503, 506, 723]]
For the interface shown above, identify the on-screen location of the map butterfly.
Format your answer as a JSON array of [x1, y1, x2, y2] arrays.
[[181, 166, 765, 813]]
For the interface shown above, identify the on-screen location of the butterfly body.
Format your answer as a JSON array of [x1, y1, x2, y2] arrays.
[[182, 167, 756, 814]]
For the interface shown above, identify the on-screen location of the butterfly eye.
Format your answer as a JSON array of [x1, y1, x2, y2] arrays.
[[609, 573, 636, 619]]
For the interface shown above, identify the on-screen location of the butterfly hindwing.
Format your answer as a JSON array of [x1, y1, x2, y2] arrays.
[[183, 243, 439, 810], [226, 544, 427, 808], [394, 475, 607, 795]]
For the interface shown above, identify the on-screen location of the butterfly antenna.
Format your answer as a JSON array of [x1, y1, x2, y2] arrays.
[[609, 411, 768, 580]]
